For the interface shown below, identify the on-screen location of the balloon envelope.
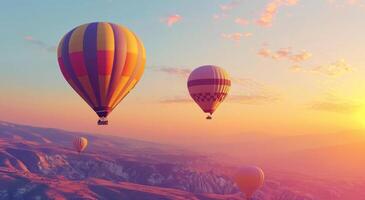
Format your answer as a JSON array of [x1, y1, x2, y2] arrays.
[[57, 22, 146, 125], [234, 166, 264, 199], [73, 137, 88, 153], [187, 65, 231, 118]]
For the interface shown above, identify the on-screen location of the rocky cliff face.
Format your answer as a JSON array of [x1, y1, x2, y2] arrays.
[[0, 150, 238, 194]]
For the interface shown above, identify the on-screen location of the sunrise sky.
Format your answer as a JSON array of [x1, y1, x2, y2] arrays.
[[1, 0, 365, 145]]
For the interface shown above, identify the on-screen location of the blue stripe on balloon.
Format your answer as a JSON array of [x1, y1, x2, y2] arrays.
[[83, 22, 102, 108]]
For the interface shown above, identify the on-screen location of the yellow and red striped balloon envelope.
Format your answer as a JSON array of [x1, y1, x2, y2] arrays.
[[73, 137, 88, 153], [187, 65, 231, 119], [57, 22, 146, 125]]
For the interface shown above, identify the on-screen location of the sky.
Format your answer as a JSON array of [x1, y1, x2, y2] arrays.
[[1, 0, 365, 145]]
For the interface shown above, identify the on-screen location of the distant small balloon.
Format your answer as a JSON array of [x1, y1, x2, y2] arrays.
[[187, 65, 231, 119], [234, 166, 264, 200], [73, 137, 88, 153]]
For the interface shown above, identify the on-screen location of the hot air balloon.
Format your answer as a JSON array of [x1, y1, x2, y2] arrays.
[[73, 137, 88, 153], [234, 166, 265, 200], [57, 22, 146, 125], [187, 65, 231, 119]]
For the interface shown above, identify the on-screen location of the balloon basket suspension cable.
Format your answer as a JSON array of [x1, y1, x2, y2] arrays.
[[97, 117, 108, 125]]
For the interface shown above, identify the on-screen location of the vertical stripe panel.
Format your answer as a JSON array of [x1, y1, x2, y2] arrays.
[[69, 25, 88, 76], [108, 27, 139, 106], [83, 22, 102, 108], [105, 24, 128, 106], [121, 27, 139, 76], [97, 22, 115, 106], [110, 32, 145, 109], [61, 30, 95, 108], [132, 35, 146, 81], [96, 22, 115, 75]]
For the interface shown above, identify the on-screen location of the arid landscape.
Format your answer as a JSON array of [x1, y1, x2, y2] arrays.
[[1, 121, 364, 200]]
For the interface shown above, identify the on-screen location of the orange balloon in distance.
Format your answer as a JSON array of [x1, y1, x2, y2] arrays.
[[73, 137, 88, 153], [187, 65, 231, 119], [234, 166, 265, 200], [57, 22, 146, 125]]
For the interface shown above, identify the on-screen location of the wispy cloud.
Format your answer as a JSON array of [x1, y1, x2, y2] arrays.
[[159, 96, 191, 104], [24, 36, 56, 52], [309, 101, 358, 113], [231, 77, 266, 89], [243, 32, 253, 37], [311, 59, 353, 77], [327, 0, 365, 8], [230, 78, 281, 104], [292, 59, 353, 77], [228, 94, 279, 104], [234, 17, 250, 26], [213, 13, 228, 20], [257, 0, 299, 27], [162, 14, 182, 27], [156, 67, 192, 78], [347, 0, 360, 5], [308, 94, 360, 113], [219, 0, 241, 11], [221, 32, 244, 41], [258, 46, 312, 62], [222, 32, 253, 41], [290, 65, 302, 72], [213, 0, 242, 20]]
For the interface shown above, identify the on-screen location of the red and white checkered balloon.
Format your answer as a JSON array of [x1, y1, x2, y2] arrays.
[[187, 65, 231, 119]]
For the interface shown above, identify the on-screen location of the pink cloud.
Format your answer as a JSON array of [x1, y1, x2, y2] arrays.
[[243, 32, 253, 37], [258, 47, 273, 57], [347, 0, 359, 5], [258, 46, 312, 62], [219, 0, 241, 11], [213, 0, 242, 21], [221, 32, 253, 41], [235, 17, 250, 26], [213, 13, 228, 20], [221, 32, 243, 41], [257, 0, 299, 27], [163, 14, 182, 27], [158, 67, 191, 78], [275, 48, 291, 59], [290, 51, 312, 62]]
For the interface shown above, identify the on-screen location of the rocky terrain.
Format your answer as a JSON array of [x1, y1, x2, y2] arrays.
[[0, 121, 364, 199]]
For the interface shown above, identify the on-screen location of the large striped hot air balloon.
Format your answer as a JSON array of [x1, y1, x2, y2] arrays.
[[57, 22, 146, 125], [73, 137, 88, 153], [187, 65, 231, 119], [234, 166, 265, 200]]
